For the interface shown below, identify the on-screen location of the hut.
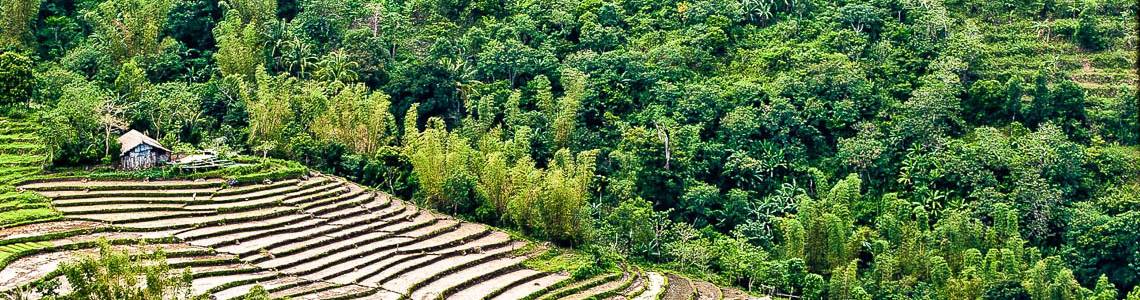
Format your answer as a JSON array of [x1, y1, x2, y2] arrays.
[[118, 130, 171, 170]]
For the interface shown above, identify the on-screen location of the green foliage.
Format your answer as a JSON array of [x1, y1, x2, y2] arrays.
[[0, 52, 34, 105], [57, 240, 193, 300], [84, 0, 175, 63], [0, 113, 56, 227], [983, 280, 1031, 300], [3, 0, 1137, 297], [241, 285, 270, 300], [802, 273, 826, 300], [214, 8, 267, 80], [311, 84, 396, 154], [38, 78, 107, 165], [71, 156, 306, 184], [523, 248, 614, 280], [0, 0, 40, 49]]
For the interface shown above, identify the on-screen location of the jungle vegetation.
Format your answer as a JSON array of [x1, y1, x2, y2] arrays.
[[0, 0, 1137, 298]]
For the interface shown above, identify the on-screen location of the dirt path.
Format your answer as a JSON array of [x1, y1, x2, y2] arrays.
[[663, 274, 694, 300], [633, 272, 665, 300]]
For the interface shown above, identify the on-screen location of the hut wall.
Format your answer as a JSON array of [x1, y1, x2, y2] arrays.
[[120, 144, 170, 170]]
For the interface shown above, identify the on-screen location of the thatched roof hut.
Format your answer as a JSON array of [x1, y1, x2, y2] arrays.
[[118, 130, 170, 170]]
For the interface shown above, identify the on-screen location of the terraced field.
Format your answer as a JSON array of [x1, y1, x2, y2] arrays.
[[0, 174, 753, 299], [0, 116, 59, 227]]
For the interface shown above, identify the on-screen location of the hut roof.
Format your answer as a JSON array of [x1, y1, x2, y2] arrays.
[[118, 130, 170, 155]]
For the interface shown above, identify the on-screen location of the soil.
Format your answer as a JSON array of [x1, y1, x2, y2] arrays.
[[692, 280, 722, 300], [662, 274, 694, 300], [449, 269, 539, 299], [720, 287, 753, 300], [0, 220, 106, 240], [409, 255, 527, 300], [564, 271, 630, 300], [490, 273, 569, 300]]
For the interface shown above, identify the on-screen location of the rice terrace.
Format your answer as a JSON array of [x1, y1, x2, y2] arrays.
[[0, 114, 750, 299]]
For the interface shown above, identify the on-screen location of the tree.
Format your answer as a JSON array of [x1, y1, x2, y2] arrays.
[[1076, 9, 1107, 50], [540, 148, 599, 244], [552, 68, 586, 148], [39, 80, 107, 164], [1024, 257, 1086, 300], [98, 97, 129, 160], [214, 11, 266, 81], [837, 122, 886, 177], [894, 56, 965, 146], [680, 181, 719, 228], [214, 0, 276, 81], [838, 4, 882, 33], [312, 84, 396, 154], [1005, 76, 1024, 122], [0, 0, 40, 48], [966, 79, 1006, 124], [244, 72, 294, 150], [929, 255, 950, 287], [59, 241, 193, 300], [138, 82, 201, 141], [314, 50, 360, 83], [598, 197, 668, 258], [0, 52, 34, 105], [983, 280, 1031, 300], [85, 0, 175, 63], [828, 260, 860, 300], [803, 273, 826, 300], [476, 39, 556, 86], [114, 61, 151, 103], [1092, 275, 1119, 300], [780, 218, 806, 260], [280, 37, 317, 78], [405, 117, 477, 214]]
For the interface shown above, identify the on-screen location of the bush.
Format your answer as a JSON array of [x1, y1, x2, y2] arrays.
[[1076, 11, 1109, 50], [983, 280, 1031, 300], [58, 240, 193, 300], [0, 52, 33, 106]]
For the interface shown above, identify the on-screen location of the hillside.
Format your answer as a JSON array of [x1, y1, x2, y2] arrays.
[[0, 115, 58, 227], [0, 174, 748, 299], [0, 0, 1137, 298]]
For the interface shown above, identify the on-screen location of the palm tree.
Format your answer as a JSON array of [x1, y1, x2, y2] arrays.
[[315, 50, 359, 83], [281, 37, 317, 78]]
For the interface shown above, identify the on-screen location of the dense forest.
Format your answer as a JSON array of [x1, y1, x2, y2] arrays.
[[0, 0, 1137, 298]]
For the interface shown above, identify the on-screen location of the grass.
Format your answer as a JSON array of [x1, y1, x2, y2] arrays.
[[0, 241, 52, 269], [26, 156, 309, 188], [0, 154, 45, 165], [0, 113, 57, 228], [523, 248, 617, 280], [0, 143, 44, 154]]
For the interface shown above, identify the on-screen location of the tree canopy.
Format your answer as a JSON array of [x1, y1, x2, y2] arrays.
[[1, 0, 1137, 298]]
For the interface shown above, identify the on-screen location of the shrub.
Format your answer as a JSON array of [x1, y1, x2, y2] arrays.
[[0, 52, 33, 106], [58, 240, 193, 300]]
